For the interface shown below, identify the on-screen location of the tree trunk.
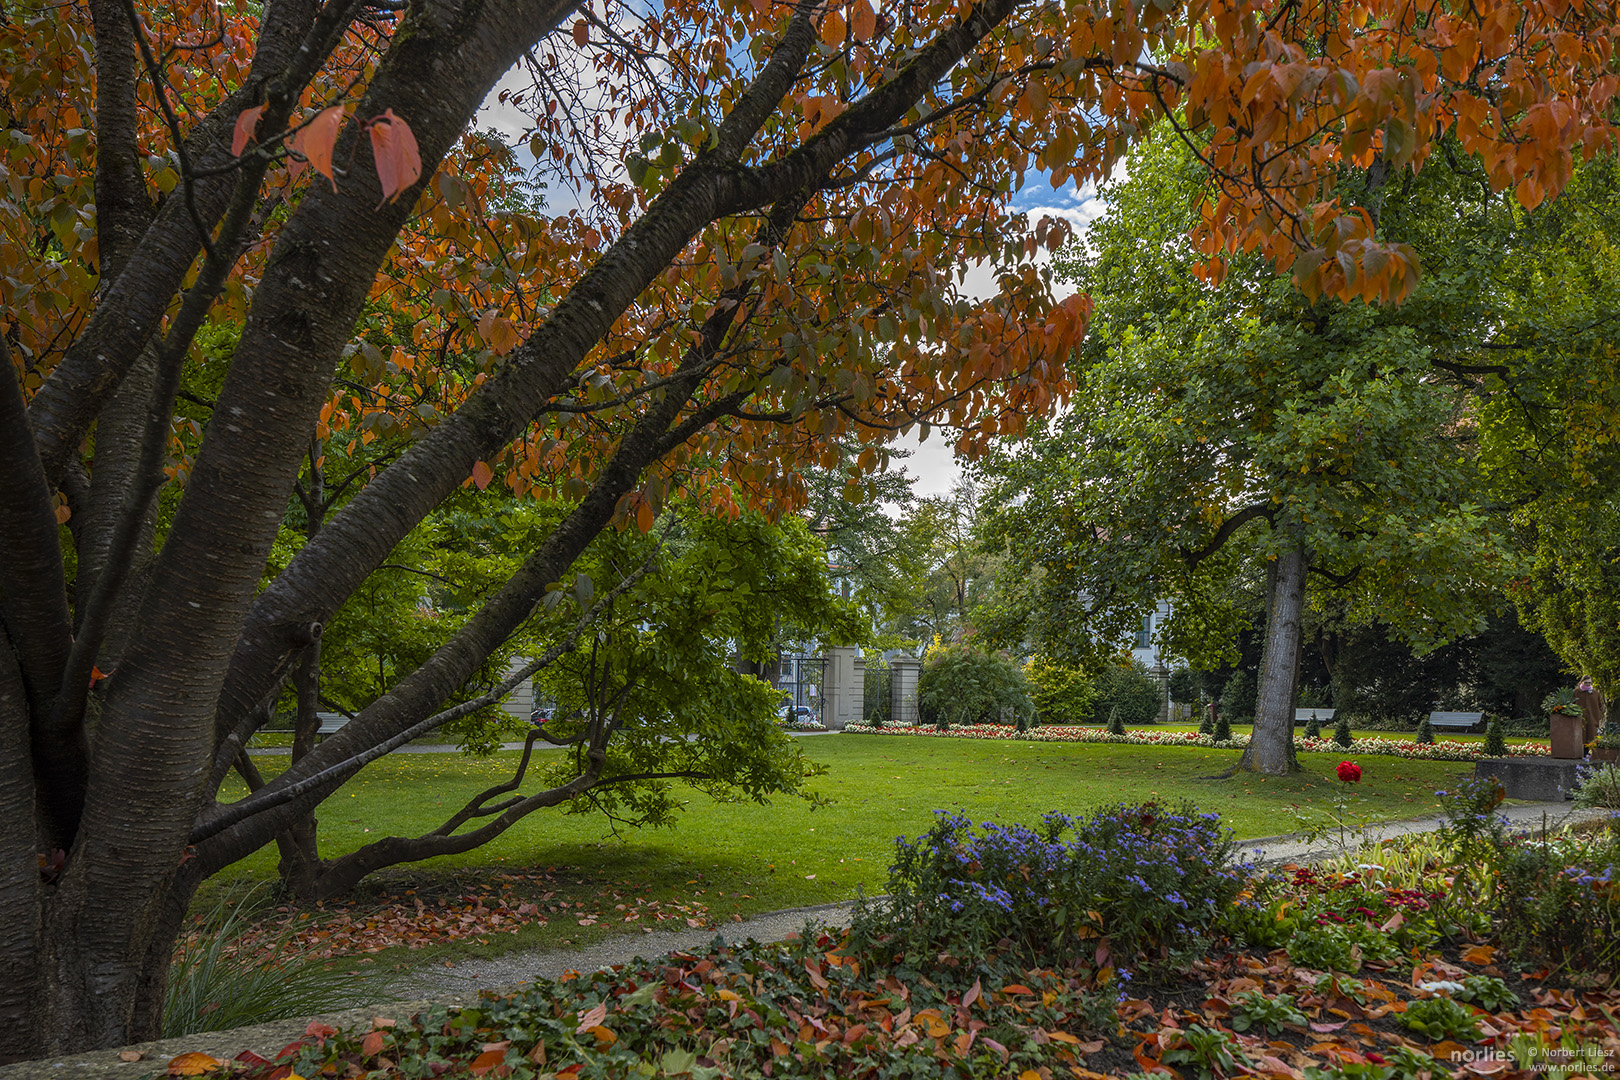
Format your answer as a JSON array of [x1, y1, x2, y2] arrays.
[[279, 641, 325, 896], [1238, 543, 1308, 775]]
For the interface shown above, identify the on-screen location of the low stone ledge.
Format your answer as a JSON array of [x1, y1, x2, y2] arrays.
[[1475, 757, 1584, 802]]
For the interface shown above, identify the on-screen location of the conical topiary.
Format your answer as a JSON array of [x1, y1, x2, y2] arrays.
[[1304, 711, 1322, 739], [1483, 715, 1506, 757], [1107, 705, 1125, 736], [1198, 713, 1214, 735], [1333, 714, 1354, 749], [1214, 713, 1231, 742], [1415, 716, 1435, 745]]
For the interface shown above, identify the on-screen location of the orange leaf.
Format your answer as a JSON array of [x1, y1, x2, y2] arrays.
[[470, 461, 493, 490], [849, 0, 876, 41], [572, 18, 589, 46], [294, 106, 346, 191], [636, 498, 654, 532], [1461, 944, 1497, 965], [232, 104, 266, 156], [361, 1030, 386, 1057], [820, 8, 845, 46], [469, 1048, 507, 1076], [369, 109, 422, 204], [167, 1052, 222, 1076]]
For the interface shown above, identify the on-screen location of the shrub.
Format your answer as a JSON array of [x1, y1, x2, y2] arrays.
[[1333, 714, 1354, 748], [1483, 715, 1506, 756], [165, 886, 395, 1038], [1092, 659, 1162, 726], [1198, 712, 1214, 735], [853, 802, 1246, 972], [1284, 922, 1400, 972], [1025, 654, 1096, 724], [916, 643, 1034, 728], [1490, 826, 1620, 974], [1214, 712, 1231, 742], [1229, 990, 1307, 1034], [1455, 975, 1518, 1012], [1107, 706, 1125, 735], [1219, 670, 1255, 722], [1168, 667, 1200, 705], [1303, 711, 1323, 738], [1415, 716, 1435, 744], [1400, 996, 1481, 1041], [1574, 763, 1620, 809]]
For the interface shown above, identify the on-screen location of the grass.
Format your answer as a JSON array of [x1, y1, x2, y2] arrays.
[[209, 735, 1477, 966]]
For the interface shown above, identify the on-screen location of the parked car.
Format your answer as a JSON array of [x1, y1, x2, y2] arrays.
[[528, 706, 552, 726], [779, 704, 815, 723]]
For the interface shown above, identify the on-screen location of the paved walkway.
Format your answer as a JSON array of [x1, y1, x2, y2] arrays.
[[3, 800, 1609, 1079], [1240, 799, 1609, 866]]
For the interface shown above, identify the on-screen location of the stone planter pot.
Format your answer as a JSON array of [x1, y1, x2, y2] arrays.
[[1592, 745, 1620, 765], [1549, 713, 1585, 759]]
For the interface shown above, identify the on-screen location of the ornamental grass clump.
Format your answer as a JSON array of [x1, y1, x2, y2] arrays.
[[854, 801, 1246, 973]]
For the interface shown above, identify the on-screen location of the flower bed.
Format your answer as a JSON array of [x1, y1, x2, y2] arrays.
[[162, 786, 1619, 1080], [847, 722, 1551, 761]]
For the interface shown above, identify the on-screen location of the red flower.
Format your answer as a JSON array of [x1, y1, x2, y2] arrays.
[[1336, 760, 1363, 783]]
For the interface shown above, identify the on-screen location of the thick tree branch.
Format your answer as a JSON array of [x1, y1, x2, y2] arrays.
[[1177, 502, 1274, 569], [0, 338, 81, 850]]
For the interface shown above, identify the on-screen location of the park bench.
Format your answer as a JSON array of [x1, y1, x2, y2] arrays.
[[316, 712, 350, 737], [1294, 707, 1335, 723], [1428, 710, 1483, 733]]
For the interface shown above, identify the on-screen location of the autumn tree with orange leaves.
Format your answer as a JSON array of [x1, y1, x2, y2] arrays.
[[1, 0, 1616, 1057]]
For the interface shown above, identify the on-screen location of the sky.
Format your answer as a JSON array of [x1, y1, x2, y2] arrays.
[[474, 59, 1110, 502]]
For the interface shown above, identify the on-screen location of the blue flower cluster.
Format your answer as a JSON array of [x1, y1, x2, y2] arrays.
[[875, 801, 1245, 970]]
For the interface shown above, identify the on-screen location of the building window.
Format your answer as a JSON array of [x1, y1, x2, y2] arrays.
[[1135, 614, 1152, 650]]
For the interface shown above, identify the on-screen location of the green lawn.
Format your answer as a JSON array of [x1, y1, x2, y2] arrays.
[[214, 735, 1476, 963]]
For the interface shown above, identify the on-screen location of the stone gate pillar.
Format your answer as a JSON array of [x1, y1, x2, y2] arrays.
[[823, 646, 863, 730], [890, 656, 921, 727]]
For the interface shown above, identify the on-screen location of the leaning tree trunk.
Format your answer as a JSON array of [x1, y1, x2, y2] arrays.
[[1238, 543, 1308, 775]]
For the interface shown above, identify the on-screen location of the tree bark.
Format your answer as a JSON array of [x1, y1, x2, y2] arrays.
[[1238, 542, 1308, 775], [38, 0, 586, 1050], [0, 340, 82, 852], [0, 624, 45, 1063]]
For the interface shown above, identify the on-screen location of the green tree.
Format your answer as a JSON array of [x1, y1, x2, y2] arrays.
[[1026, 654, 1097, 725], [800, 443, 930, 645], [982, 133, 1511, 774], [897, 476, 1001, 644], [1092, 659, 1162, 727], [915, 643, 1034, 727]]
